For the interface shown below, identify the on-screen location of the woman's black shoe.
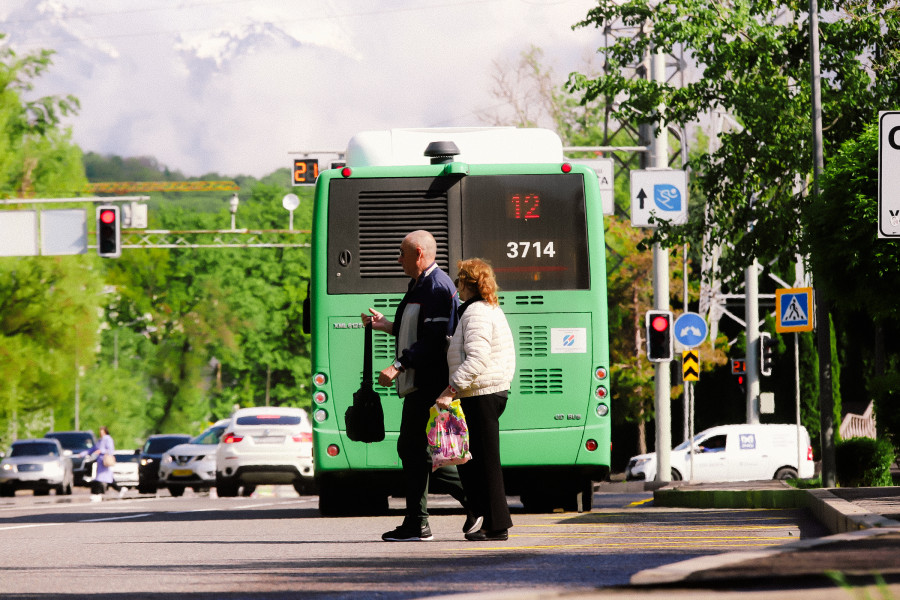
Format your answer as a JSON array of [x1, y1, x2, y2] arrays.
[[464, 528, 508, 541]]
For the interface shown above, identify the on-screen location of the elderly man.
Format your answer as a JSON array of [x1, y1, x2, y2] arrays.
[[363, 230, 480, 541]]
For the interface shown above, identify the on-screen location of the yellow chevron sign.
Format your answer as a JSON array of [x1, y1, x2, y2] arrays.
[[682, 350, 699, 381]]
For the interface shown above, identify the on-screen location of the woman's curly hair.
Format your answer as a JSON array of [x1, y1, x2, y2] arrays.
[[456, 258, 499, 306]]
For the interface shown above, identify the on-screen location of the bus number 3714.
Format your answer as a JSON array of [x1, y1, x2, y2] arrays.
[[506, 241, 556, 258]]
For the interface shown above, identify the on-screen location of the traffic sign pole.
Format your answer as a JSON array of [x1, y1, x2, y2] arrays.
[[651, 50, 672, 485]]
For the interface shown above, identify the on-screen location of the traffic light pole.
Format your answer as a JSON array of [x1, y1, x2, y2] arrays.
[[653, 241, 672, 483], [745, 259, 760, 424], [651, 49, 672, 484]]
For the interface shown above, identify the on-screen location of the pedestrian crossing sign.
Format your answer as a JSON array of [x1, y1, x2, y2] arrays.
[[775, 287, 814, 333]]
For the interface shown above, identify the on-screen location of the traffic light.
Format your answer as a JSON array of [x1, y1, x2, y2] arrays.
[[96, 205, 121, 258], [760, 332, 776, 376], [645, 310, 674, 362], [736, 373, 746, 394]]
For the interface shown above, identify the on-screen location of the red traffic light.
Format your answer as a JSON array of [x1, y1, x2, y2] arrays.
[[651, 315, 669, 332], [99, 209, 116, 224], [645, 310, 674, 362]]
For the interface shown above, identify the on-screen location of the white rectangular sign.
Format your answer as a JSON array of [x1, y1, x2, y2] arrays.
[[572, 158, 615, 216], [879, 111, 900, 238], [41, 209, 87, 255], [0, 210, 39, 256], [550, 328, 587, 354], [630, 169, 688, 227]]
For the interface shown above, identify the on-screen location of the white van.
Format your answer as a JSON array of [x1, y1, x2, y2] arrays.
[[625, 424, 815, 482]]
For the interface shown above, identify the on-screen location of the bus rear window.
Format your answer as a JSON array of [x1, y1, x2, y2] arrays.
[[461, 174, 589, 290]]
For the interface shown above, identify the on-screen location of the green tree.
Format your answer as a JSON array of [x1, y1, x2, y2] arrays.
[[101, 179, 313, 434], [0, 42, 80, 197], [569, 0, 900, 458], [570, 0, 900, 277], [0, 41, 95, 445], [0, 257, 105, 443], [804, 122, 900, 454]]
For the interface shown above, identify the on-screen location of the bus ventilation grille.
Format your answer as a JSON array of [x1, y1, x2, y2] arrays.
[[373, 332, 394, 361], [512, 295, 545, 305], [519, 368, 564, 394], [358, 191, 450, 277], [517, 325, 548, 357], [373, 298, 402, 310]]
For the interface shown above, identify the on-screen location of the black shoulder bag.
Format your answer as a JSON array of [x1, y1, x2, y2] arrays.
[[344, 323, 386, 443]]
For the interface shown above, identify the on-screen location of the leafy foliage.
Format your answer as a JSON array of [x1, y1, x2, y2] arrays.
[[835, 437, 895, 487], [570, 0, 900, 280]]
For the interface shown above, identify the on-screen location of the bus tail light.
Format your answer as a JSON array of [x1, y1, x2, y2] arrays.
[[313, 391, 327, 404], [594, 385, 608, 400], [341, 167, 352, 178], [313, 373, 327, 386], [314, 409, 328, 423], [222, 433, 243, 444], [326, 444, 340, 457], [561, 162, 572, 173], [596, 404, 609, 417], [585, 439, 599, 452], [594, 366, 608, 380]]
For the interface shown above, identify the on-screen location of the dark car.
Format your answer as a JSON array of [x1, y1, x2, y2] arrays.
[[44, 431, 97, 486], [138, 434, 191, 494]]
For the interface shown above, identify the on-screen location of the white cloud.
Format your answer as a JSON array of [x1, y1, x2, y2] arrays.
[[2, 0, 601, 177]]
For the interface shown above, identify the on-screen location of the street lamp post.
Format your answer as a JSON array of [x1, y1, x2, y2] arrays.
[[229, 193, 239, 230]]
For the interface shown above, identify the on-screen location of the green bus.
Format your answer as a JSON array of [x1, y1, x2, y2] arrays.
[[306, 128, 611, 516]]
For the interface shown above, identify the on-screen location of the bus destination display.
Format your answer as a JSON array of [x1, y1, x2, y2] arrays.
[[462, 174, 589, 291]]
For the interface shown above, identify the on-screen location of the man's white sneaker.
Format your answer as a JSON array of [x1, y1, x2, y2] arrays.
[[89, 494, 102, 502]]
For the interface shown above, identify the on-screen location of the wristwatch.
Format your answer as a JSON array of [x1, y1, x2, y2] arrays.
[[392, 359, 405, 372]]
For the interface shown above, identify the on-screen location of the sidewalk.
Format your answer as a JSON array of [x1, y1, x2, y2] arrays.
[[630, 481, 900, 590], [442, 483, 900, 600]]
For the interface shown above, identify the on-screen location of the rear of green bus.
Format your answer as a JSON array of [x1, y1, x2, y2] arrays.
[[309, 133, 610, 516]]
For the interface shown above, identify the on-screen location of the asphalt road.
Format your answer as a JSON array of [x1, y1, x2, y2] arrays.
[[0, 486, 830, 599]]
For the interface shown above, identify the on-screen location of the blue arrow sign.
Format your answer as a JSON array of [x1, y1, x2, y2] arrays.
[[674, 312, 708, 348]]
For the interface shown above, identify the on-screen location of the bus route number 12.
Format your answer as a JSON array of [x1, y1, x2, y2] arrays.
[[508, 193, 540, 219], [506, 241, 556, 258]]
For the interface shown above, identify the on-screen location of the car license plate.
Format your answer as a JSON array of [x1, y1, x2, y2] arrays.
[[173, 469, 193, 477], [253, 436, 285, 444]]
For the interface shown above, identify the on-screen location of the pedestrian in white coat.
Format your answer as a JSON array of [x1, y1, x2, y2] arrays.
[[436, 258, 515, 541]]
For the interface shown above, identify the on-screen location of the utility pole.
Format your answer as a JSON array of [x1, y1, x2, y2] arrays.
[[651, 49, 672, 483], [809, 0, 836, 487]]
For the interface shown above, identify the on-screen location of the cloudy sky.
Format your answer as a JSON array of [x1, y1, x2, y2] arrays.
[[1, 0, 603, 178]]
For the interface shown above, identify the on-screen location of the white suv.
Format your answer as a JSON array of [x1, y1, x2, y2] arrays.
[[215, 407, 314, 497], [159, 419, 230, 496]]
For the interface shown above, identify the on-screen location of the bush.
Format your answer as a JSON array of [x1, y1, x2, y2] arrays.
[[835, 437, 895, 487], [872, 373, 900, 460]]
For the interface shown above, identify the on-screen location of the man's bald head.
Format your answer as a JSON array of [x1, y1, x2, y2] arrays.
[[404, 230, 436, 261], [399, 230, 437, 279]]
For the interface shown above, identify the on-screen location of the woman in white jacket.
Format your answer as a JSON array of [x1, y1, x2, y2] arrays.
[[436, 258, 515, 541]]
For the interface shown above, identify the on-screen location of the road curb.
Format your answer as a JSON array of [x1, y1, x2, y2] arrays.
[[653, 484, 900, 534], [630, 484, 900, 585]]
